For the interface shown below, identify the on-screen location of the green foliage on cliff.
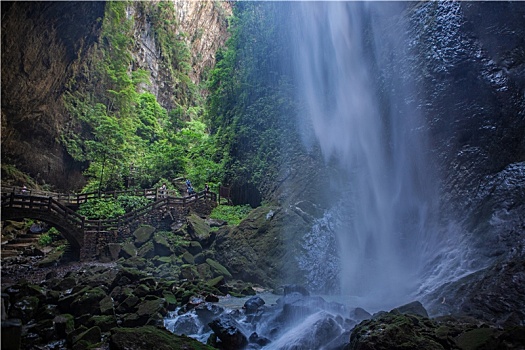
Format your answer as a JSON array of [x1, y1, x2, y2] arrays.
[[206, 2, 300, 198], [62, 1, 224, 192]]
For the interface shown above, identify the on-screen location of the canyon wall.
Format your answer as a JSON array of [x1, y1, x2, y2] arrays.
[[1, 1, 232, 190]]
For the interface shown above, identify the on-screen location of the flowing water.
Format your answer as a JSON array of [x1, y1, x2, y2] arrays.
[[290, 2, 470, 311]]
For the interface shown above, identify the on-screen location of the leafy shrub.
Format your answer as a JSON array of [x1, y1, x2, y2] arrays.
[[117, 195, 152, 213], [210, 205, 252, 226], [38, 227, 62, 246], [77, 198, 125, 220]]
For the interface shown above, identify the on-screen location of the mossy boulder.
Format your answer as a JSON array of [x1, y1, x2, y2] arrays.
[[120, 241, 137, 259], [69, 287, 107, 317], [110, 326, 215, 350], [137, 241, 155, 259], [136, 297, 167, 318], [73, 326, 101, 347], [188, 241, 203, 255], [349, 311, 455, 350], [182, 251, 195, 265], [99, 295, 115, 315], [153, 233, 173, 256], [87, 315, 117, 332], [10, 296, 39, 323], [53, 314, 75, 337], [36, 249, 63, 267], [206, 258, 232, 279], [180, 264, 199, 281], [196, 263, 213, 280], [120, 256, 148, 270], [187, 214, 211, 244], [133, 225, 156, 247], [162, 291, 178, 311]]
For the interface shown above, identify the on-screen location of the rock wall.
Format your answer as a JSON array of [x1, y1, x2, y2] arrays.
[[129, 0, 232, 110], [405, 1, 525, 259], [1, 1, 105, 189], [1, 1, 232, 190]]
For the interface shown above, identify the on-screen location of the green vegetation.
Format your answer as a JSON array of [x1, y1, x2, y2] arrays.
[[62, 1, 224, 194], [38, 227, 62, 246], [206, 2, 300, 196], [210, 204, 252, 226], [58, 2, 300, 206], [76, 195, 152, 220]]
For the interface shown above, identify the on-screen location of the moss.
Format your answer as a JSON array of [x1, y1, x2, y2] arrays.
[[73, 326, 101, 347], [205, 258, 232, 278], [88, 315, 117, 332], [188, 214, 211, 241], [206, 276, 224, 288], [455, 328, 497, 350], [133, 225, 156, 246], [110, 326, 215, 350]]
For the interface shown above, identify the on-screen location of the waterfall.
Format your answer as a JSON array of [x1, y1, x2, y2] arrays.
[[290, 2, 458, 310]]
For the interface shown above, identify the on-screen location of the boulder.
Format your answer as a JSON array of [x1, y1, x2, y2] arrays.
[[349, 311, 454, 350], [53, 314, 75, 337], [68, 287, 107, 317], [243, 296, 265, 314], [137, 241, 155, 259], [133, 225, 156, 247], [209, 314, 248, 349], [153, 233, 173, 257], [392, 300, 429, 318], [188, 241, 203, 255], [99, 243, 121, 262], [110, 326, 216, 350], [73, 326, 101, 347], [206, 258, 232, 279], [187, 214, 212, 244], [120, 241, 136, 259], [182, 251, 195, 265]]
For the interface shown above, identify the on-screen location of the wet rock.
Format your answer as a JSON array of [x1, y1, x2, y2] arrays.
[[243, 296, 266, 314], [392, 300, 429, 318], [283, 284, 310, 296], [249, 332, 271, 346], [349, 311, 454, 350], [209, 313, 248, 349]]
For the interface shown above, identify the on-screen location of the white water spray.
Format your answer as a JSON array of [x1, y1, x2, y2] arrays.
[[291, 2, 460, 310]]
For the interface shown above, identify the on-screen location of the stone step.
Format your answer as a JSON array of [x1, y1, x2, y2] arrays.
[[2, 243, 33, 250], [1, 250, 19, 258], [11, 237, 39, 244]]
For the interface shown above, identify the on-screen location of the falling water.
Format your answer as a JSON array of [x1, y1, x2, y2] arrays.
[[290, 2, 461, 310]]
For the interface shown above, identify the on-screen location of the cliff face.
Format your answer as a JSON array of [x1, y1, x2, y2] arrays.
[[1, 1, 105, 189], [130, 1, 231, 110], [1, 1, 231, 190]]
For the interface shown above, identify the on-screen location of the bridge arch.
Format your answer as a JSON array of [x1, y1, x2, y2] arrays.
[[2, 207, 83, 259]]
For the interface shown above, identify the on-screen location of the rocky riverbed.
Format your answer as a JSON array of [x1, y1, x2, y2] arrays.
[[2, 219, 525, 350]]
